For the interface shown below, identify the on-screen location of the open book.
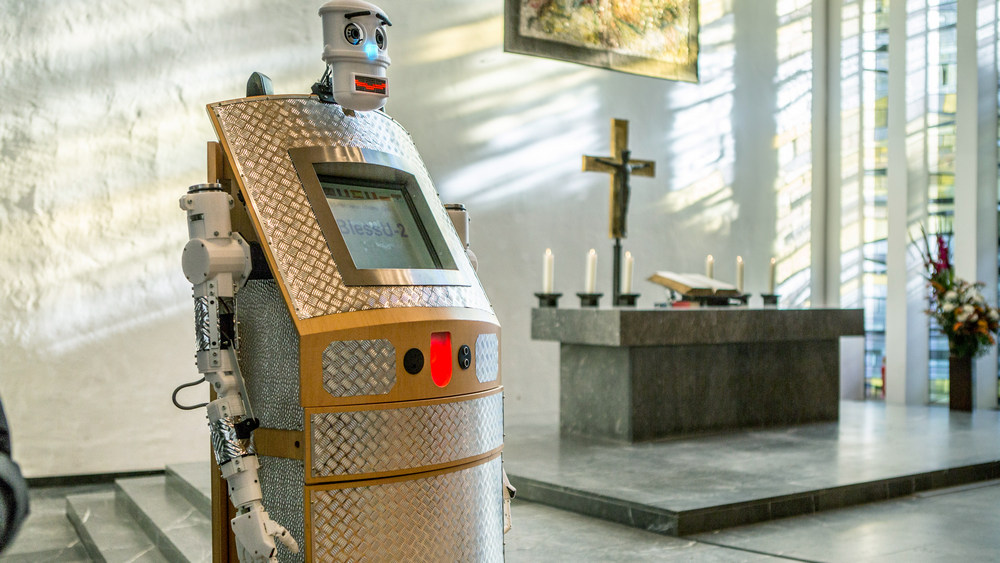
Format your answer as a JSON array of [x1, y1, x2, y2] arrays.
[[647, 271, 742, 297]]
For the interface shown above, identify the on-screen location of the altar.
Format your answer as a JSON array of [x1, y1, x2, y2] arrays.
[[531, 307, 865, 442]]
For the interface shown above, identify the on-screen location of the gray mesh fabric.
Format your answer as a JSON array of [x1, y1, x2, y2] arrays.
[[236, 280, 303, 431], [259, 456, 305, 563]]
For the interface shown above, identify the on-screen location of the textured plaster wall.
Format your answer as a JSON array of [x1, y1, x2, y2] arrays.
[[0, 0, 805, 476]]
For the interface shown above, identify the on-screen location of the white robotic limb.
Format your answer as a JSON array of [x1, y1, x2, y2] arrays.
[[179, 183, 299, 562]]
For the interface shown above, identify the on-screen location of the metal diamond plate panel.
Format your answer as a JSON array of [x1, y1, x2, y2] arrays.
[[259, 456, 305, 563], [236, 280, 303, 431], [322, 339, 396, 397], [311, 457, 503, 562], [212, 97, 493, 320], [475, 333, 499, 383], [311, 393, 503, 478]]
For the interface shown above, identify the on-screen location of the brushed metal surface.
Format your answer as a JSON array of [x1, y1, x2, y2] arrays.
[[311, 393, 503, 478], [475, 333, 499, 383], [322, 339, 396, 398], [311, 457, 504, 562], [211, 97, 492, 320]]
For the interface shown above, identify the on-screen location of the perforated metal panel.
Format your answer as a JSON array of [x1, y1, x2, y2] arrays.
[[322, 339, 396, 397], [236, 280, 303, 431], [475, 333, 499, 383], [311, 392, 503, 478], [259, 456, 305, 563], [311, 457, 504, 562], [212, 97, 493, 320]]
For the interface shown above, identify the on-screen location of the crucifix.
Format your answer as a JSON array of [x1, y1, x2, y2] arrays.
[[582, 118, 656, 304]]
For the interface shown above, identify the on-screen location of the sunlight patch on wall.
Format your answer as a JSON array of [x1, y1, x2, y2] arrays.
[[659, 0, 736, 234], [409, 15, 504, 64], [772, 1, 814, 306]]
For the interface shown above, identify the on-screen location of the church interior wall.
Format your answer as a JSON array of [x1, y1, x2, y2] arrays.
[[0, 0, 821, 477]]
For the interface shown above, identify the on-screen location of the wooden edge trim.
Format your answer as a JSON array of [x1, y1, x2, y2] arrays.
[[305, 445, 505, 486], [306, 385, 502, 415], [254, 428, 305, 460], [308, 450, 503, 492]]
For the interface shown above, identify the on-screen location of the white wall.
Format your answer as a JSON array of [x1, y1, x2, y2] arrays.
[[0, 0, 812, 477]]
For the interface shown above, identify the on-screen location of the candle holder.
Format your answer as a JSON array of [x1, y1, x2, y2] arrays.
[[761, 293, 779, 307], [615, 293, 639, 307], [534, 292, 563, 308], [734, 294, 750, 306], [576, 292, 603, 308]]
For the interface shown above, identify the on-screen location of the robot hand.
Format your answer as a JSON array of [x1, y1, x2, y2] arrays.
[[231, 501, 299, 563]]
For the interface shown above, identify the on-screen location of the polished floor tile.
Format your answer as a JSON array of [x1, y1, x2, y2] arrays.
[[504, 401, 1000, 533], [692, 480, 1000, 562]]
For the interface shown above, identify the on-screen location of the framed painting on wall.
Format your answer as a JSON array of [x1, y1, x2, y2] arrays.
[[504, 0, 699, 82]]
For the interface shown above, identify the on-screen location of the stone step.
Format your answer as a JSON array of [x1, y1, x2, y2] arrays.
[[65, 491, 170, 563], [165, 462, 212, 517], [115, 476, 212, 563]]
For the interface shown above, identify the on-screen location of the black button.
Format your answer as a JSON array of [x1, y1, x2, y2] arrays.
[[457, 345, 472, 370], [403, 348, 424, 374]]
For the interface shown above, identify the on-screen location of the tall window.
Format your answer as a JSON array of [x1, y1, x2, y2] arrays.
[[925, 0, 957, 404]]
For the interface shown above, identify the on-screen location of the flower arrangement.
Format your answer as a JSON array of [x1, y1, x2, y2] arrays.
[[916, 228, 1000, 358]]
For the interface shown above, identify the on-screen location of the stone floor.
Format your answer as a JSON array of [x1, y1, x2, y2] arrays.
[[4, 479, 1000, 562], [504, 400, 1000, 534], [3, 401, 1000, 562]]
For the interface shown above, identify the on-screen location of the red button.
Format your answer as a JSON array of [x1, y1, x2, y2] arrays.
[[430, 332, 452, 387]]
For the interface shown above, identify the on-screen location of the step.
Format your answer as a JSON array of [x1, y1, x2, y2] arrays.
[[66, 491, 170, 563], [165, 462, 212, 517], [116, 476, 212, 563]]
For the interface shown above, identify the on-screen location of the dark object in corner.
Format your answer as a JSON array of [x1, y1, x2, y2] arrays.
[[0, 399, 28, 553], [246, 72, 275, 97]]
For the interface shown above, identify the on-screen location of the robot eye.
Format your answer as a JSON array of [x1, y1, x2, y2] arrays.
[[375, 27, 386, 50], [344, 23, 364, 46]]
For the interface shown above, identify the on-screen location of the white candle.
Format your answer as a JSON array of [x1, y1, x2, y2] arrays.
[[706, 255, 714, 279], [543, 248, 554, 293], [736, 256, 744, 293], [585, 248, 597, 293], [768, 257, 776, 294], [622, 251, 634, 294]]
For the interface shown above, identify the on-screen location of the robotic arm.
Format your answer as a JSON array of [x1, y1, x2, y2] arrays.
[[179, 183, 299, 563]]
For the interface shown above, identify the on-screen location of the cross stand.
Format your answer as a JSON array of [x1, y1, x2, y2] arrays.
[[583, 119, 655, 305]]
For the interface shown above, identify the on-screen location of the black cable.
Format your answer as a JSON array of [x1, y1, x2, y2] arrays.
[[172, 377, 209, 411]]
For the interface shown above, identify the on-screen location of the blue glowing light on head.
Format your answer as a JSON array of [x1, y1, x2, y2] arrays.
[[364, 42, 377, 60]]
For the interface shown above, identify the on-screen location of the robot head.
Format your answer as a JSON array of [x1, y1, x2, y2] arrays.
[[319, 0, 391, 111]]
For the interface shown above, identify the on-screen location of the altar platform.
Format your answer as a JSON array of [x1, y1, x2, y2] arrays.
[[532, 307, 865, 441], [503, 400, 1000, 537]]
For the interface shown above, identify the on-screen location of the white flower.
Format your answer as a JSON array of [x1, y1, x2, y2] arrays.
[[943, 303, 956, 314], [956, 307, 971, 323], [944, 290, 958, 302], [990, 309, 999, 322]]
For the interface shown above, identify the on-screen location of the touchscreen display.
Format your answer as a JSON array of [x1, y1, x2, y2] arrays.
[[320, 179, 439, 270]]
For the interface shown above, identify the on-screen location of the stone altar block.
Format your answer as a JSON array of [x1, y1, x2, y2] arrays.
[[531, 307, 865, 442]]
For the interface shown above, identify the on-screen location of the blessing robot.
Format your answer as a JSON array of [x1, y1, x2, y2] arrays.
[[177, 2, 510, 561]]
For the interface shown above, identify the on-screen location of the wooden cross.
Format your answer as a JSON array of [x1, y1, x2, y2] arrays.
[[582, 119, 656, 240]]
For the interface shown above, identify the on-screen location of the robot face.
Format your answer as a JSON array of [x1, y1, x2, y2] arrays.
[[319, 0, 392, 111]]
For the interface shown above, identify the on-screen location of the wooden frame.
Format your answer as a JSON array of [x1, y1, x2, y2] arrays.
[[504, 0, 700, 82]]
